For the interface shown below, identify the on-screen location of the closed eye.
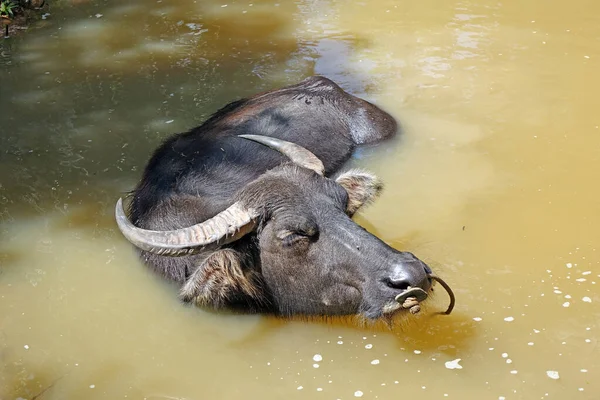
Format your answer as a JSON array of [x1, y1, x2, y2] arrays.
[[277, 229, 319, 247]]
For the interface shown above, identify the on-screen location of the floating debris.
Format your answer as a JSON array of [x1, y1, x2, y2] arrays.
[[546, 370, 560, 380], [445, 359, 463, 370]]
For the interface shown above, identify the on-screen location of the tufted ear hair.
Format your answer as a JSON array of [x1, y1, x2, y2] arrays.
[[180, 249, 264, 309], [335, 169, 384, 216]]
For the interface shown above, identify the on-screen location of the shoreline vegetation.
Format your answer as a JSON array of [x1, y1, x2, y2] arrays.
[[1, 0, 54, 38]]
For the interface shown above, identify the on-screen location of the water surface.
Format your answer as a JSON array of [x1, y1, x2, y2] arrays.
[[1, 0, 599, 398]]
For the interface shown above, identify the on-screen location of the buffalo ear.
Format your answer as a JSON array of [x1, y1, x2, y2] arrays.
[[335, 169, 383, 216], [180, 249, 263, 309]]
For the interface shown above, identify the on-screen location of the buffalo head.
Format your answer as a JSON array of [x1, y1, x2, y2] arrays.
[[116, 135, 443, 320]]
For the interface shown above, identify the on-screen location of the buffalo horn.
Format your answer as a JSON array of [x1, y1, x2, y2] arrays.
[[115, 135, 325, 255], [238, 134, 325, 175], [115, 198, 258, 256]]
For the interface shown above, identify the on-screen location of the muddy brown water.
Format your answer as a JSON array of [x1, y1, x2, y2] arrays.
[[1, 0, 599, 398]]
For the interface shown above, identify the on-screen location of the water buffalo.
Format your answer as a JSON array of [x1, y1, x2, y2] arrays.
[[116, 76, 451, 320]]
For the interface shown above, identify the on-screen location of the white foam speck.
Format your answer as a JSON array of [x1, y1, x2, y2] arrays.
[[297, 386, 303, 390], [313, 364, 320, 369], [165, 120, 174, 124], [566, 263, 573, 268], [365, 344, 373, 349], [24, 345, 29, 350], [504, 317, 514, 322], [554, 290, 562, 294], [354, 390, 364, 397], [581, 369, 588, 373], [546, 370, 560, 380], [337, 341, 343, 345], [562, 302, 570, 307], [506, 359, 512, 364], [582, 297, 592, 303], [371, 359, 380, 365], [444, 359, 463, 370], [473, 317, 482, 322], [582, 271, 591, 275], [89, 385, 95, 389], [576, 278, 586, 282], [414, 350, 421, 354], [502, 353, 508, 358], [313, 354, 323, 362], [528, 342, 534, 346], [534, 329, 540, 333], [510, 370, 518, 374], [317, 388, 323, 392]]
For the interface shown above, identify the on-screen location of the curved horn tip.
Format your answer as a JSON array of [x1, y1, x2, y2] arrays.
[[115, 197, 126, 220], [237, 134, 325, 175]]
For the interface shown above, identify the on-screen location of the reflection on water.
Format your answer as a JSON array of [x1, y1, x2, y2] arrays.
[[1, 0, 599, 398]]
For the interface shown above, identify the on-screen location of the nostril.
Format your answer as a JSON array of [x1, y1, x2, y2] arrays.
[[384, 277, 411, 291]]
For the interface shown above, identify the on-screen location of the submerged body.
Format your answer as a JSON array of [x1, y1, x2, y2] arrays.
[[118, 76, 435, 319]]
